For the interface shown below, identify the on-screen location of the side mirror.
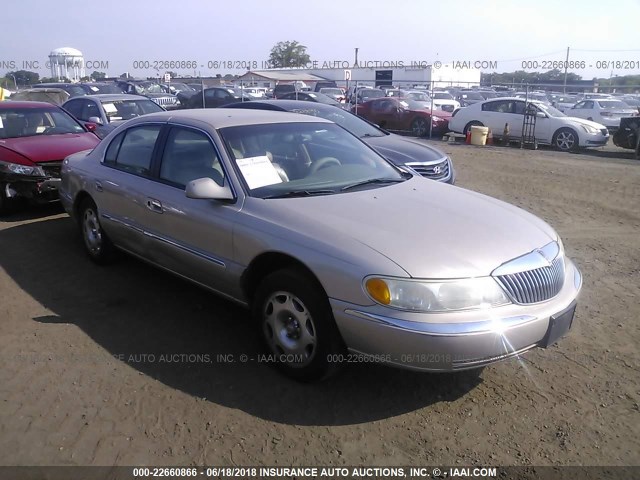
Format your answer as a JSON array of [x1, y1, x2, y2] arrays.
[[84, 122, 98, 132], [185, 177, 234, 201], [536, 111, 547, 118], [88, 116, 104, 125]]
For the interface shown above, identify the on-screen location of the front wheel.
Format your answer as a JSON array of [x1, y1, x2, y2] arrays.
[[553, 128, 579, 152], [411, 117, 428, 137], [79, 197, 116, 264], [252, 268, 345, 382]]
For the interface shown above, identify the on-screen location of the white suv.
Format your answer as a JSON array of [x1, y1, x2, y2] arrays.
[[448, 97, 609, 151]]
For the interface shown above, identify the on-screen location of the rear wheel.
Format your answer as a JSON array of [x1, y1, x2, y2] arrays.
[[253, 268, 345, 382], [411, 117, 428, 137], [79, 197, 115, 264], [463, 121, 483, 135], [553, 128, 579, 152]]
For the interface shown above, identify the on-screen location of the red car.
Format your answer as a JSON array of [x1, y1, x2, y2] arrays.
[[352, 97, 451, 137], [0, 101, 100, 214]]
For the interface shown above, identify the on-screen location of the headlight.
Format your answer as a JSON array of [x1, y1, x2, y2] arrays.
[[365, 276, 511, 312], [0, 160, 45, 176], [581, 124, 598, 134], [432, 116, 443, 122]]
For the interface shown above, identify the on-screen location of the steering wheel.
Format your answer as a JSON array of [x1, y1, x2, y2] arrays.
[[309, 157, 341, 174], [42, 127, 69, 135]]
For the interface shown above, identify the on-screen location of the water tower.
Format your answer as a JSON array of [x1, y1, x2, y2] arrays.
[[49, 47, 85, 82]]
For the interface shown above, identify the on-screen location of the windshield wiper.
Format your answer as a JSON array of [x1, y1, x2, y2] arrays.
[[263, 189, 336, 199], [341, 177, 405, 191]]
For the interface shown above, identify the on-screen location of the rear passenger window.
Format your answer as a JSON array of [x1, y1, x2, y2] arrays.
[[111, 125, 161, 175], [159, 127, 224, 187], [104, 132, 124, 164]]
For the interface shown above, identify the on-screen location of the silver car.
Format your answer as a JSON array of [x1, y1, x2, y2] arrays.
[[60, 109, 582, 381]]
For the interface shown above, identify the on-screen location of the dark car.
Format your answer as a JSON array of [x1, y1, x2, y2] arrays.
[[455, 90, 486, 106], [313, 80, 338, 92], [81, 82, 124, 95], [114, 80, 180, 110], [222, 100, 455, 184], [273, 83, 298, 99], [612, 116, 640, 158], [62, 94, 165, 139], [278, 91, 346, 108], [31, 83, 88, 98], [186, 87, 252, 108], [0, 101, 101, 214], [353, 97, 451, 137]]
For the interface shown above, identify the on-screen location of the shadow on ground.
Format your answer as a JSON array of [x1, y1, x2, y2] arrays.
[[0, 217, 481, 426]]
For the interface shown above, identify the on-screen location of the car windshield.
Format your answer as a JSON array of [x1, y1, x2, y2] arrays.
[[399, 99, 428, 110], [432, 92, 454, 100], [288, 106, 386, 138], [598, 100, 630, 109], [170, 83, 193, 91], [407, 92, 431, 101], [101, 100, 165, 121], [134, 83, 165, 95], [557, 95, 578, 103], [460, 91, 484, 100], [86, 84, 123, 94], [360, 89, 385, 99], [0, 107, 85, 138], [220, 122, 403, 198], [536, 103, 565, 117], [320, 88, 342, 96]]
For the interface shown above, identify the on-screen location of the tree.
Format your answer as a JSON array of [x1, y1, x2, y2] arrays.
[[5, 70, 39, 86], [92, 71, 107, 80], [268, 41, 311, 68]]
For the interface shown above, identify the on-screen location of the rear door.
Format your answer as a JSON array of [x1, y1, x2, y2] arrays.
[[95, 124, 164, 256]]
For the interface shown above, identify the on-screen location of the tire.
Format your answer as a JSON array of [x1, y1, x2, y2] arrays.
[[79, 197, 116, 264], [411, 117, 428, 137], [252, 268, 345, 382], [553, 127, 579, 152], [463, 121, 483, 135]]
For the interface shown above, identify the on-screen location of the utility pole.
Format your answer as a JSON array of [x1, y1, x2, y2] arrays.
[[563, 47, 570, 93], [354, 48, 359, 68]]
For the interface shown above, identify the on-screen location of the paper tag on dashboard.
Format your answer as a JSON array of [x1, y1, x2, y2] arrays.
[[236, 155, 283, 189]]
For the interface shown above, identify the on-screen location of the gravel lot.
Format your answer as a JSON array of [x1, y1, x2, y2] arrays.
[[0, 141, 638, 468]]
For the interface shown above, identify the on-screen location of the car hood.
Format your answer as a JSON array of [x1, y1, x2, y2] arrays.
[[0, 133, 100, 163], [251, 178, 557, 278], [562, 116, 609, 129], [364, 134, 447, 165]]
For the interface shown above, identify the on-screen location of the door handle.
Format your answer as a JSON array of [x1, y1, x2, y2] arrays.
[[146, 198, 163, 214], [95, 181, 103, 192]]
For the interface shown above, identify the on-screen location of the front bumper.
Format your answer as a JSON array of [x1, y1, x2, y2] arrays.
[[330, 258, 582, 372], [1, 174, 61, 204]]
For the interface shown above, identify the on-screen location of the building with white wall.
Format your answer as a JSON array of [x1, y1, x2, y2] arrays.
[[236, 64, 481, 89]]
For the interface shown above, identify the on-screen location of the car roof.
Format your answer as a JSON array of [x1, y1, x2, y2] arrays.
[[133, 108, 333, 128], [68, 94, 149, 102], [0, 101, 59, 109], [225, 99, 343, 112]]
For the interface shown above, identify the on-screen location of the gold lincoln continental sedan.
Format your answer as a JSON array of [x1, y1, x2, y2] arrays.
[[60, 109, 582, 381]]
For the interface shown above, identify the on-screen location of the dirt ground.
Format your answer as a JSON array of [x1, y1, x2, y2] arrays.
[[0, 141, 639, 468]]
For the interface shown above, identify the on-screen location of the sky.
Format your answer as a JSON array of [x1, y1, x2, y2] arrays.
[[2, 0, 640, 82]]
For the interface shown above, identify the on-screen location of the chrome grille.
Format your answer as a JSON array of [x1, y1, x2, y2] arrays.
[[151, 96, 178, 106], [40, 161, 63, 178], [495, 257, 565, 304], [405, 159, 449, 180]]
